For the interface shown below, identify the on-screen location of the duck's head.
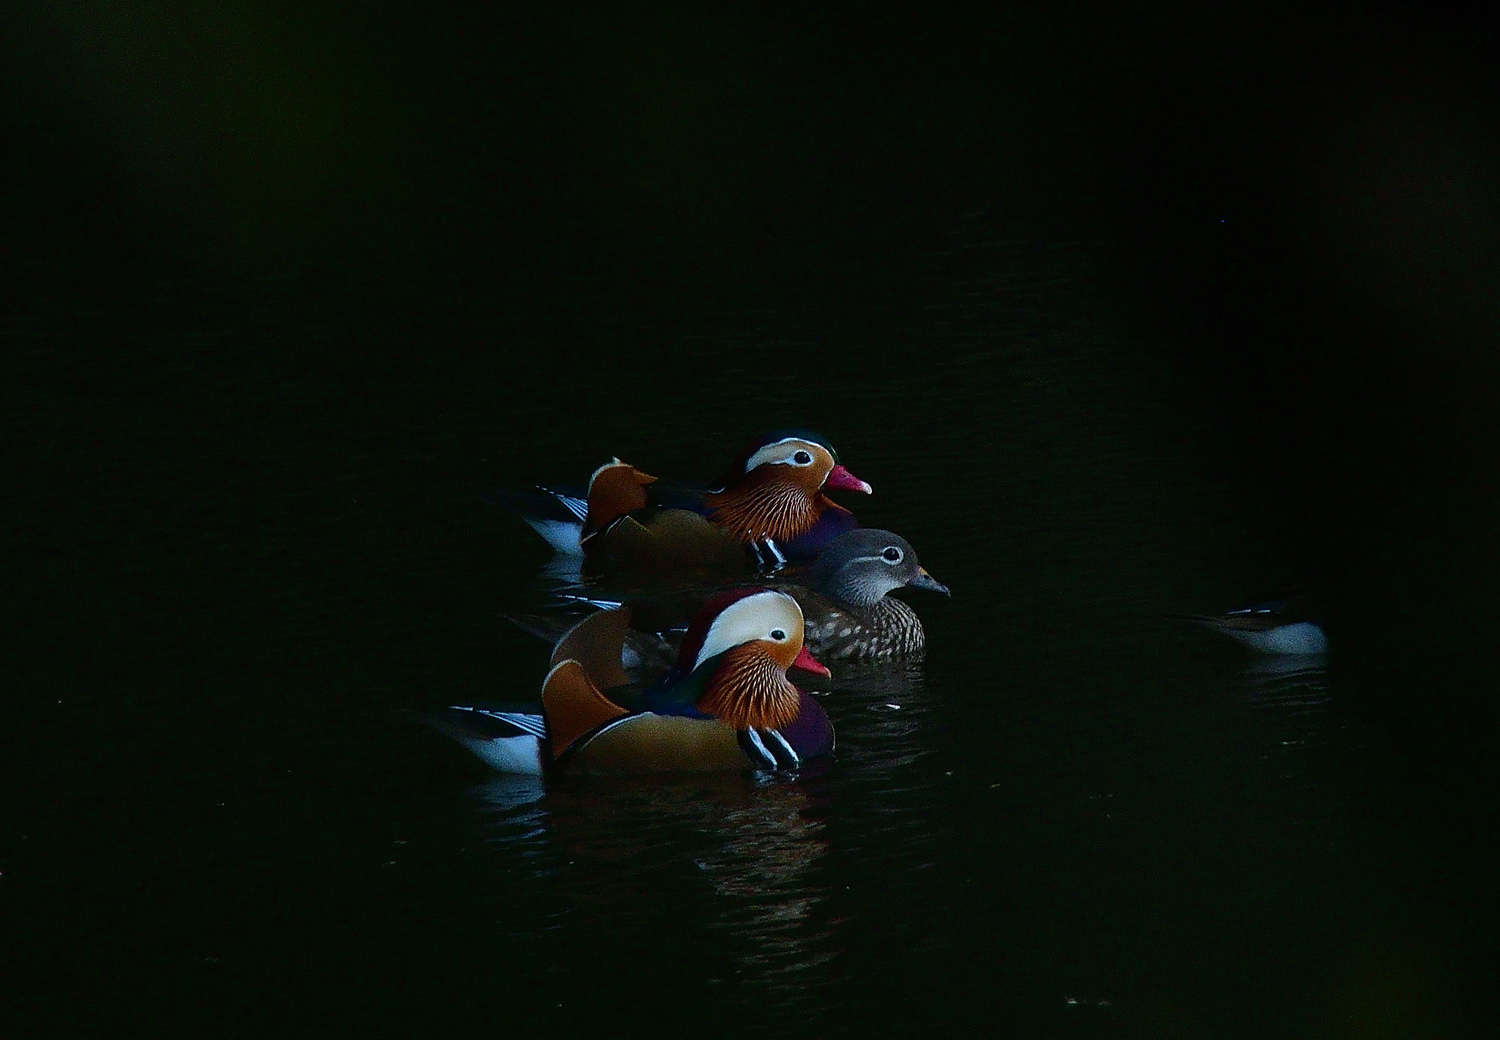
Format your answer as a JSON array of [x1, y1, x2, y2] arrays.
[[675, 588, 829, 729], [728, 430, 872, 497], [808, 529, 949, 608], [706, 431, 872, 545]]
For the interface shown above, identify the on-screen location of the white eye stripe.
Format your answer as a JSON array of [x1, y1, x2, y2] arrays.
[[693, 592, 804, 670], [744, 439, 827, 473]]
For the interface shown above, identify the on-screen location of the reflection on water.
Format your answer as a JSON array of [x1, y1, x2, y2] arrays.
[[472, 774, 547, 816], [469, 771, 838, 1022], [1229, 653, 1334, 755], [817, 658, 937, 780], [1239, 652, 1330, 685]]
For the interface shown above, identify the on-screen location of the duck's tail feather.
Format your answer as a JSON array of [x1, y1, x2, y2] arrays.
[[1169, 612, 1282, 634], [410, 706, 547, 774], [558, 592, 625, 611], [485, 486, 589, 555]]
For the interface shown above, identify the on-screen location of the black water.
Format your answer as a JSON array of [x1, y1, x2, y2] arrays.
[[5, 7, 1500, 1038]]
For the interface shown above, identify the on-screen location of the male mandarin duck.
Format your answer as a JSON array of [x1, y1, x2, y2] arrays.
[[1180, 593, 1327, 655], [433, 588, 836, 774], [517, 529, 950, 667], [496, 430, 872, 570]]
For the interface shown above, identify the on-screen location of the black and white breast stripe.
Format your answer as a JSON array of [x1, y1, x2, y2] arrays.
[[738, 727, 801, 770], [750, 538, 789, 573]]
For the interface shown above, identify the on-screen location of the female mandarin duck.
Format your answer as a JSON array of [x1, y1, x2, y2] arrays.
[[797, 529, 949, 659], [523, 529, 950, 666], [435, 589, 836, 774], [499, 430, 872, 570], [1180, 593, 1327, 655]]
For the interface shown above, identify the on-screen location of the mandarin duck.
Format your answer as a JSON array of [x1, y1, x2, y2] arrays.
[[1179, 593, 1327, 655], [517, 529, 950, 667], [494, 430, 872, 571], [796, 529, 949, 659], [433, 589, 836, 774]]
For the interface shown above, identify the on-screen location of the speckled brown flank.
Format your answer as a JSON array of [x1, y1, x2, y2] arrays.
[[802, 594, 926, 660]]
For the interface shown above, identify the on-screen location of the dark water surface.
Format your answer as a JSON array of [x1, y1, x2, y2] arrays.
[[8, 225, 1485, 1038]]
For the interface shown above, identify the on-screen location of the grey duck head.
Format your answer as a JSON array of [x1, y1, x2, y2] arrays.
[[806, 529, 949, 609]]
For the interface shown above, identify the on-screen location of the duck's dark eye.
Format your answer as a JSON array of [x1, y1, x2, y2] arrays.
[[770, 628, 787, 641], [882, 547, 903, 562], [793, 450, 812, 465]]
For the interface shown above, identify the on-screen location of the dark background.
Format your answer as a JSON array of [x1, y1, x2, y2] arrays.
[[4, 3, 1499, 1037]]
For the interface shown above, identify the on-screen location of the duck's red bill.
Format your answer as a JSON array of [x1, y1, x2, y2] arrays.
[[825, 464, 873, 494], [792, 645, 831, 677]]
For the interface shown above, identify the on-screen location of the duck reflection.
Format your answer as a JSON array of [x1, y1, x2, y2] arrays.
[[1233, 654, 1330, 711], [1226, 653, 1335, 764], [468, 770, 840, 996]]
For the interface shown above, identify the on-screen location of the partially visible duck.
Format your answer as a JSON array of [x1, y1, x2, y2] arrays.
[[1180, 594, 1327, 655], [493, 430, 872, 571], [433, 589, 836, 774], [507, 529, 949, 667]]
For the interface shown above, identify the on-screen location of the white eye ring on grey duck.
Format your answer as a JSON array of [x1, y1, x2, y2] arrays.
[[770, 628, 787, 641], [882, 547, 903, 563]]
